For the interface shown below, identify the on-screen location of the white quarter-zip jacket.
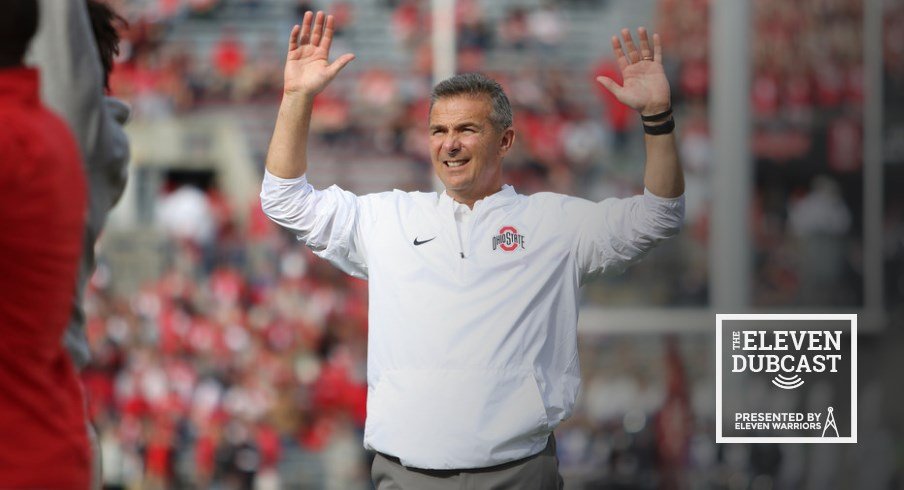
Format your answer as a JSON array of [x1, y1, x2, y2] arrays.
[[261, 170, 684, 470]]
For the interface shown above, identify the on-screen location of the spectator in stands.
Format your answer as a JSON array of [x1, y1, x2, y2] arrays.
[[457, 0, 493, 52], [788, 176, 852, 304], [527, 3, 565, 51], [593, 57, 632, 153], [499, 7, 530, 50], [330, 1, 353, 37], [157, 183, 217, 248], [261, 11, 683, 487], [212, 25, 247, 99], [391, 0, 423, 51], [296, 0, 318, 20], [188, 0, 221, 18], [0, 0, 90, 486]]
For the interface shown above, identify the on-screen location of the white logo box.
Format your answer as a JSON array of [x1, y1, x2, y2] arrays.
[[716, 313, 857, 444]]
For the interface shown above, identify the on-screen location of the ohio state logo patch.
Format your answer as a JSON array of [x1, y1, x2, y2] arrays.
[[492, 226, 525, 252]]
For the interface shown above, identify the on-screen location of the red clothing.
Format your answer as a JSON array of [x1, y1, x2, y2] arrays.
[[213, 35, 246, 78], [0, 67, 89, 488], [592, 60, 631, 132]]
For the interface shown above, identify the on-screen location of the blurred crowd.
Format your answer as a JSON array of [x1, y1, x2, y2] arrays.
[[86, 198, 372, 487], [79, 0, 902, 487], [659, 0, 896, 307]]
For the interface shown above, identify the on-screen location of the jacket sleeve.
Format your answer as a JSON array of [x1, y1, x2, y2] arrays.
[[260, 171, 369, 279], [574, 189, 685, 283], [25, 0, 132, 370], [26, 0, 131, 219]]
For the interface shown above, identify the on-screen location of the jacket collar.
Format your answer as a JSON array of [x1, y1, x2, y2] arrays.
[[439, 184, 518, 214]]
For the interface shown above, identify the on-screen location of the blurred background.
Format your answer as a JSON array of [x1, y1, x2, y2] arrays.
[[75, 0, 902, 487]]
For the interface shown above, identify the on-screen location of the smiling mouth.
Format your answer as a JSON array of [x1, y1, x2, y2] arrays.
[[444, 159, 470, 168]]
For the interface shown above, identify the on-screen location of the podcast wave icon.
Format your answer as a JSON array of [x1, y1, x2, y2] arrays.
[[772, 374, 805, 390]]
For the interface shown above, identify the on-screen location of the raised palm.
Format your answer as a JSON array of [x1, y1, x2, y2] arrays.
[[284, 11, 355, 97], [597, 27, 671, 116]]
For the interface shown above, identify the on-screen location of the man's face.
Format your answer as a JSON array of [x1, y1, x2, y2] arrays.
[[429, 95, 514, 206]]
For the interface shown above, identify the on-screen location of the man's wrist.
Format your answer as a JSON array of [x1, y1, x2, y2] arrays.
[[640, 103, 671, 118], [640, 106, 672, 122], [640, 103, 675, 135], [642, 116, 675, 135], [282, 90, 316, 104]]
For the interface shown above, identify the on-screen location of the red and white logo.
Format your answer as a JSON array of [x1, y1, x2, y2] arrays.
[[492, 226, 525, 252]]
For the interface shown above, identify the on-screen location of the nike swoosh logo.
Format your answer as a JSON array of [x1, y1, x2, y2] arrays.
[[413, 236, 436, 246]]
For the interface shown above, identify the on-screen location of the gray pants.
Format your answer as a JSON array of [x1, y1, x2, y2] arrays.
[[371, 435, 564, 490]]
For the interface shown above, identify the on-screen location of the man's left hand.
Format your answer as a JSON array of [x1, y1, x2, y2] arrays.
[[596, 27, 671, 116]]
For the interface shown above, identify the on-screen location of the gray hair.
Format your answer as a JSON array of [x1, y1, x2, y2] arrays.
[[430, 73, 513, 131]]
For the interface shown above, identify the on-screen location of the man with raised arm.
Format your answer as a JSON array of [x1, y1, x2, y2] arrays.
[[261, 11, 684, 488]]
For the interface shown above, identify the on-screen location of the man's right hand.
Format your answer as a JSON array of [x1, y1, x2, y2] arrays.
[[284, 11, 355, 98]]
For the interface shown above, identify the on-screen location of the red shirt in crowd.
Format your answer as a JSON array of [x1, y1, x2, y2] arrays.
[[0, 67, 89, 488], [213, 32, 246, 79], [592, 59, 631, 132]]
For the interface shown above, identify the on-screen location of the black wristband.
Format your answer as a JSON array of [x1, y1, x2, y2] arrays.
[[640, 107, 672, 122], [643, 117, 675, 135]]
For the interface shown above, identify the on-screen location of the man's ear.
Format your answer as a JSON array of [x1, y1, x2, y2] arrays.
[[499, 128, 515, 154]]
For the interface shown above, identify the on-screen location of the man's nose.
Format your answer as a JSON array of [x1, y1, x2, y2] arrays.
[[442, 136, 461, 155]]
